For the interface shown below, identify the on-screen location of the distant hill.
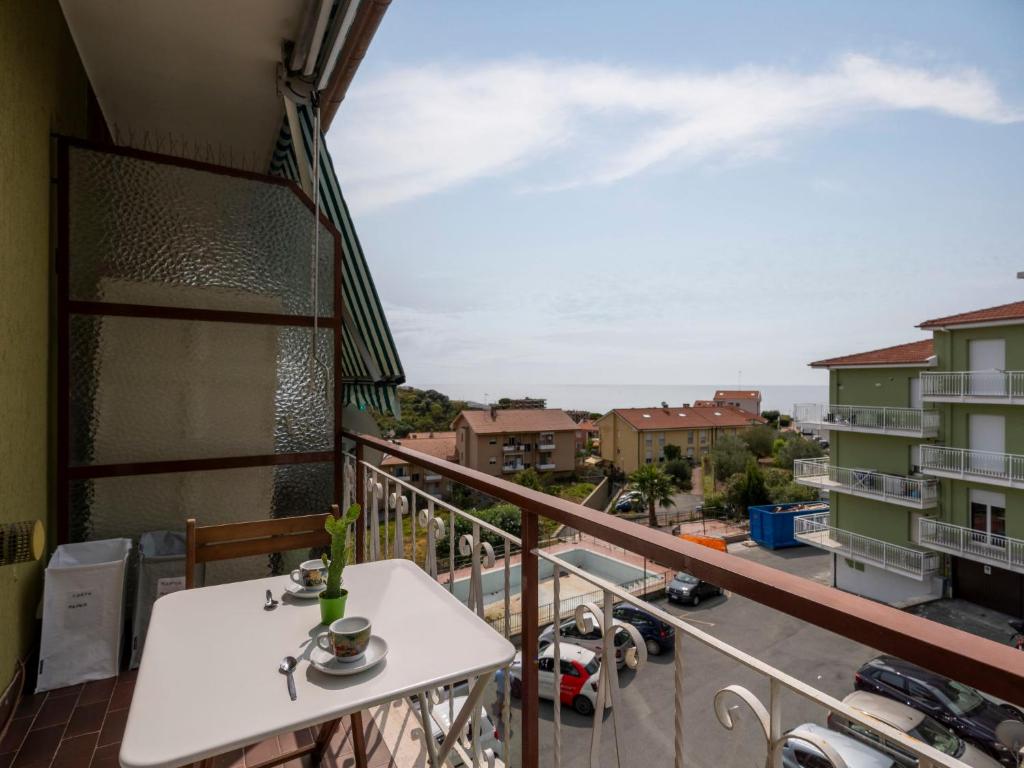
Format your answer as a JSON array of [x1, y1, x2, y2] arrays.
[[372, 386, 472, 437]]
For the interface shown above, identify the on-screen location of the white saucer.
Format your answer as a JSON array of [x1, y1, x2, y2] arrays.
[[310, 636, 388, 676], [285, 582, 325, 599]]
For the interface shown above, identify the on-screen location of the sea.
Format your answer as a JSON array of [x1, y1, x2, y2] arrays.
[[439, 384, 828, 416]]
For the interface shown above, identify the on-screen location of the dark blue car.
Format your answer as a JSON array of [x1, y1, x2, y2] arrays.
[[611, 604, 674, 656]]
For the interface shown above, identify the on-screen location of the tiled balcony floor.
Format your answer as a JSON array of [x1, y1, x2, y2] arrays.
[[0, 672, 395, 768]]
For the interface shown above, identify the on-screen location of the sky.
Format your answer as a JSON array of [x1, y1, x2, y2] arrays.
[[327, 1, 1024, 404]]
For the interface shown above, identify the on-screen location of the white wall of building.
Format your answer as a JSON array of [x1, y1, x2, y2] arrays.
[[834, 556, 943, 607]]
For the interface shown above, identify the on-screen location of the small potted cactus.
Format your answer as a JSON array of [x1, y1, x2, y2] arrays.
[[319, 502, 361, 625]]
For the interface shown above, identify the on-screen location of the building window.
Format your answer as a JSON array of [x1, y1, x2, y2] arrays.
[[970, 489, 1006, 542], [489, 438, 497, 445], [645, 458, 652, 464], [489, 458, 496, 464], [700, 430, 708, 443], [687, 431, 694, 445], [394, 467, 406, 478], [412, 473, 420, 481], [686, 447, 694, 457], [645, 435, 653, 446]]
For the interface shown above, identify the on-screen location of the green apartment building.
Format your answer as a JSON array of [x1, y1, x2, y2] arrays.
[[793, 300, 1024, 618]]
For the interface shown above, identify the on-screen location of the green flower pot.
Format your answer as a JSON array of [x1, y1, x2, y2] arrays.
[[318, 589, 347, 625]]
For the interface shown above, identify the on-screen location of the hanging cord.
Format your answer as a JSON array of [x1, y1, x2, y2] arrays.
[[308, 94, 330, 396]]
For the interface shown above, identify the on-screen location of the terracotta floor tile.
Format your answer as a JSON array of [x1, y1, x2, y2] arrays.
[[51, 732, 99, 768], [243, 735, 280, 766], [78, 678, 117, 706], [89, 742, 120, 768], [46, 684, 84, 699], [13, 695, 45, 720], [0, 718, 31, 755], [31, 694, 77, 730], [12, 724, 64, 768], [65, 701, 108, 738], [108, 680, 134, 712], [277, 728, 314, 753], [97, 707, 128, 747]]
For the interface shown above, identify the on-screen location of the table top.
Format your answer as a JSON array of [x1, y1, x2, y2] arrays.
[[120, 559, 515, 768]]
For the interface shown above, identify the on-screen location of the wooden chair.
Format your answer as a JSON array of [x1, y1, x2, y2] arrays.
[[184, 510, 336, 589], [184, 506, 368, 768]]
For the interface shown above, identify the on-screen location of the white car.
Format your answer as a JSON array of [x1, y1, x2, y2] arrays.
[[427, 694, 502, 766], [828, 691, 1002, 768], [538, 611, 634, 667], [508, 643, 605, 716]]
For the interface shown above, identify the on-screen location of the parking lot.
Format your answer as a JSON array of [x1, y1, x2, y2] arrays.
[[495, 544, 881, 768]]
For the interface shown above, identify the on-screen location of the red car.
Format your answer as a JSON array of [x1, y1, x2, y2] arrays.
[[508, 643, 604, 716]]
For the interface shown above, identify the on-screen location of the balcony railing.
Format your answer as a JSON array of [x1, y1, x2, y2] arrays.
[[502, 463, 525, 474], [919, 518, 1024, 575], [503, 444, 525, 453], [794, 513, 939, 580], [343, 430, 1022, 768], [920, 445, 1024, 489], [793, 457, 939, 509], [793, 403, 939, 438], [536, 462, 556, 470], [922, 371, 1024, 403], [537, 443, 556, 451]]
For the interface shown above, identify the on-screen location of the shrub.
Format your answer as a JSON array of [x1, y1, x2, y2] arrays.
[[663, 443, 683, 461], [724, 460, 770, 514], [711, 433, 754, 482], [664, 459, 692, 491], [768, 481, 820, 504], [742, 425, 778, 458], [774, 434, 825, 470]]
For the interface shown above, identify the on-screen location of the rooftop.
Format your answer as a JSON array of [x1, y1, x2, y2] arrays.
[[606, 405, 766, 431], [809, 339, 935, 368], [713, 390, 761, 399], [453, 408, 578, 435], [918, 299, 1024, 329], [381, 432, 457, 466]]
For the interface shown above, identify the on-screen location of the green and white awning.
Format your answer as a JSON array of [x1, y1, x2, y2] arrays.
[[270, 106, 404, 416]]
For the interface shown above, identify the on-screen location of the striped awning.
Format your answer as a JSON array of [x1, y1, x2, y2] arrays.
[[270, 105, 404, 416]]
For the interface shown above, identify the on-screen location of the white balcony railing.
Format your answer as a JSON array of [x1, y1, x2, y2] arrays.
[[502, 444, 524, 453], [793, 458, 938, 509], [502, 464, 525, 474], [919, 518, 1024, 575], [536, 463, 556, 470], [340, 449, 974, 768], [537, 443, 556, 451], [922, 370, 1024, 403], [920, 445, 1024, 489], [793, 403, 939, 438], [794, 513, 939, 580]]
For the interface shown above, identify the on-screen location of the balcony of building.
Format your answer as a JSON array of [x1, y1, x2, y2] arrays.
[[919, 518, 1024, 575], [920, 445, 1024, 489], [922, 371, 1024, 404], [793, 403, 939, 438], [794, 513, 940, 580], [537, 433, 556, 451], [793, 458, 939, 509], [502, 461, 526, 474]]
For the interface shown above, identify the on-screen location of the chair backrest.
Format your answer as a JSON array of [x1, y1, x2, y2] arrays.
[[184, 507, 337, 589]]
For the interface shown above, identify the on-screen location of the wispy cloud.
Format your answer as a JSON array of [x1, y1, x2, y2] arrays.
[[329, 53, 1021, 210]]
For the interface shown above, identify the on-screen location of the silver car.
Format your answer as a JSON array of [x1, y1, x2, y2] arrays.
[[781, 723, 899, 768], [829, 691, 1002, 768]]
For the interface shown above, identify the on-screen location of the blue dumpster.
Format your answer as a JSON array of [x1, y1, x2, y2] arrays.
[[748, 502, 829, 549]]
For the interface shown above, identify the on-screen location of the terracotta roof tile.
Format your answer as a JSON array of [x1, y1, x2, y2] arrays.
[[606, 405, 765, 431], [381, 432, 457, 466], [453, 408, 578, 435], [809, 339, 934, 368], [918, 300, 1024, 329], [713, 390, 761, 400]]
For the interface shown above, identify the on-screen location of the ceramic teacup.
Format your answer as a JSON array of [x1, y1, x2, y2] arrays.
[[316, 616, 372, 662], [291, 559, 327, 589]]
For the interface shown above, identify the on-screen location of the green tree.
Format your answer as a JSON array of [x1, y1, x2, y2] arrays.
[[741, 425, 778, 458], [768, 481, 820, 504], [629, 465, 676, 527], [663, 443, 683, 461], [724, 459, 770, 515], [774, 434, 825, 470], [710, 433, 754, 482], [513, 467, 546, 491], [664, 459, 692, 491], [760, 410, 780, 426], [371, 386, 468, 436]]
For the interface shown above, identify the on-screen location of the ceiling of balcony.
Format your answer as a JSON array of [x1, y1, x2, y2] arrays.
[[59, 0, 312, 169]]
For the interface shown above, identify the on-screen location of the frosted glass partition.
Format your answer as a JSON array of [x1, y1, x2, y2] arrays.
[[61, 143, 342, 557], [68, 148, 335, 314]]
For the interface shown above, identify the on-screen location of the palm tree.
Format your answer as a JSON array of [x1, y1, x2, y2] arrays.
[[629, 465, 676, 527]]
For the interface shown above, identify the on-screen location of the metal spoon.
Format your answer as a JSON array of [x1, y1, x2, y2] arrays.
[[264, 589, 278, 610], [279, 656, 297, 701]]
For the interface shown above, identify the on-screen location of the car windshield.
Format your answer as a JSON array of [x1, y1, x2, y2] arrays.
[[908, 716, 963, 757], [932, 679, 985, 716], [674, 572, 698, 584], [585, 658, 599, 675]]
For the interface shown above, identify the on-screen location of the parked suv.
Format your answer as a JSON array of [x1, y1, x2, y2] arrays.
[[666, 571, 723, 606], [854, 656, 1023, 766], [538, 611, 634, 666], [508, 643, 604, 716], [611, 604, 674, 656], [829, 691, 1000, 768]]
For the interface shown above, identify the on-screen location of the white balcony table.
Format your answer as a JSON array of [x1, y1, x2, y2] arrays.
[[120, 558, 515, 768]]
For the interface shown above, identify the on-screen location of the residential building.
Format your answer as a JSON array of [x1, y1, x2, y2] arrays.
[[381, 432, 457, 499], [452, 407, 578, 476], [597, 405, 765, 473], [794, 300, 1024, 617], [712, 389, 763, 415], [575, 419, 599, 456]]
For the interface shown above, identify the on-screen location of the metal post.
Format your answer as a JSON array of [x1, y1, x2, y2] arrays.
[[521, 511, 540, 768], [355, 443, 365, 564]]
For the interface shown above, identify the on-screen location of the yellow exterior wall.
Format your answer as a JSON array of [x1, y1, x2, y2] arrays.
[[0, 0, 90, 684], [598, 412, 724, 474]]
